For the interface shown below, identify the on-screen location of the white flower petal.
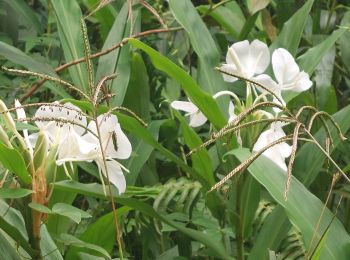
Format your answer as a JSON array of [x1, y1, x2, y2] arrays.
[[14, 99, 26, 120], [99, 159, 126, 195], [220, 64, 238, 82], [250, 39, 270, 74], [189, 111, 207, 127], [57, 128, 96, 165], [227, 40, 249, 73], [228, 101, 236, 123], [109, 124, 132, 159], [272, 48, 299, 85], [171, 101, 198, 113], [253, 123, 291, 171], [253, 74, 279, 93], [86, 114, 132, 160], [291, 71, 313, 92]]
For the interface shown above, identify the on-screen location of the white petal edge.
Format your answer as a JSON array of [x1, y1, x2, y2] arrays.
[[171, 101, 198, 113]]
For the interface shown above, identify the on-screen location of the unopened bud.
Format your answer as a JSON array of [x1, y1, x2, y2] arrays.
[[0, 100, 16, 132], [34, 132, 48, 170], [44, 144, 58, 184], [0, 125, 11, 147]]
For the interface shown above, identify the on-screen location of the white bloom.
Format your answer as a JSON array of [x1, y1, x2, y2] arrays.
[[56, 114, 132, 194], [220, 39, 270, 82], [32, 102, 131, 194], [34, 101, 87, 145], [254, 48, 312, 106], [253, 122, 292, 171], [171, 91, 239, 127], [170, 101, 207, 127], [272, 48, 312, 92]]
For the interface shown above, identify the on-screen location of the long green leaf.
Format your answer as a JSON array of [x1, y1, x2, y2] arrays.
[[0, 142, 31, 184], [95, 2, 131, 106], [169, 0, 228, 95], [270, 0, 314, 55], [3, 0, 41, 33], [232, 148, 350, 259], [0, 200, 35, 258], [0, 41, 55, 76], [50, 0, 88, 93], [128, 39, 226, 129], [298, 28, 346, 75], [0, 188, 32, 199], [197, 3, 245, 40]]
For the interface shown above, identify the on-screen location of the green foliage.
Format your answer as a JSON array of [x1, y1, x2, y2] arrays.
[[0, 0, 350, 259]]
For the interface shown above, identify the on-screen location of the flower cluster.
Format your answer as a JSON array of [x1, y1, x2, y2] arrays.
[[171, 39, 312, 171], [16, 100, 131, 194]]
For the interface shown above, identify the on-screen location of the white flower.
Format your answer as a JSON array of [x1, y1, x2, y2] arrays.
[[171, 91, 239, 127], [254, 48, 312, 106], [170, 100, 207, 127], [32, 102, 131, 194], [56, 114, 132, 194], [253, 122, 292, 171], [34, 101, 87, 145], [220, 39, 270, 82]]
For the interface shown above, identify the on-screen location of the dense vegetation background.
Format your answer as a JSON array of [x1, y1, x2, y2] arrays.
[[1, 0, 350, 259]]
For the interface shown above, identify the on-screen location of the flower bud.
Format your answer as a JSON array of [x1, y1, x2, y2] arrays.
[[44, 144, 59, 184], [0, 125, 11, 147], [33, 132, 48, 170], [0, 100, 16, 132]]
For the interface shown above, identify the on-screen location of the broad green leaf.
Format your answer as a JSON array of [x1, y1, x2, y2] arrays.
[[66, 207, 131, 258], [0, 41, 55, 76], [50, 0, 88, 93], [123, 52, 150, 120], [47, 166, 78, 237], [197, 3, 245, 39], [169, 0, 228, 96], [128, 39, 227, 129], [29, 202, 52, 214], [40, 224, 64, 260], [0, 200, 35, 258], [298, 28, 346, 75], [0, 142, 32, 184], [240, 175, 260, 238], [53, 180, 232, 259], [52, 203, 91, 224], [96, 2, 131, 106], [0, 231, 23, 260], [270, 0, 314, 55], [3, 0, 41, 33], [285, 28, 346, 103], [0, 188, 32, 199], [232, 148, 350, 259], [311, 227, 331, 260], [58, 234, 110, 259]]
